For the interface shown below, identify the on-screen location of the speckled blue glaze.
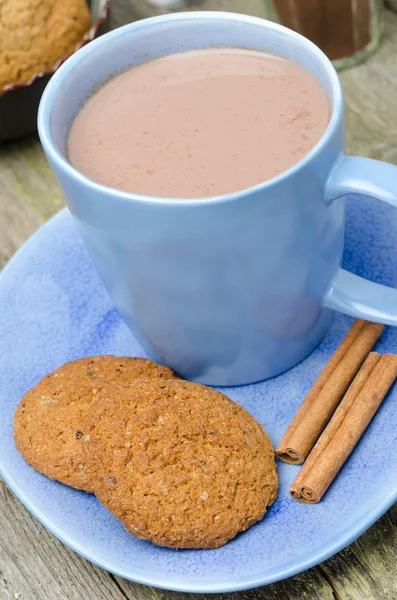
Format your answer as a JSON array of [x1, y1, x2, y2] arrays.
[[38, 12, 397, 386], [1, 199, 397, 592]]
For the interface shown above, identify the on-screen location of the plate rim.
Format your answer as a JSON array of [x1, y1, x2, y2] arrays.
[[1, 207, 396, 593]]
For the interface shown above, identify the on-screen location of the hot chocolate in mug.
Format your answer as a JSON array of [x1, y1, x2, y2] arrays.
[[39, 12, 397, 386]]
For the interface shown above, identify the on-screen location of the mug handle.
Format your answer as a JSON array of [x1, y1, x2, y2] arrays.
[[323, 156, 397, 326]]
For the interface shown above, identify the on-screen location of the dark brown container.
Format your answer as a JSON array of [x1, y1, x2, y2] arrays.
[[124, 1, 384, 70], [270, 0, 383, 69]]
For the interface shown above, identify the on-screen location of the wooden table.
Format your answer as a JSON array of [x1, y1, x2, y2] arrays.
[[1, 9, 397, 600]]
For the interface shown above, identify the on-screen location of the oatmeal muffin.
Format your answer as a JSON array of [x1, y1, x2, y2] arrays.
[[0, 0, 91, 89]]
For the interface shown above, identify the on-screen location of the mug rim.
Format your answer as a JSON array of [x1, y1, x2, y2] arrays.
[[38, 10, 343, 207]]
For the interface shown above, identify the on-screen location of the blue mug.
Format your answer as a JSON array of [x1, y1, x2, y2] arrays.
[[38, 12, 397, 386]]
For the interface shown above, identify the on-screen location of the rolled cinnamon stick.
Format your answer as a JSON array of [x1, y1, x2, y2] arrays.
[[276, 320, 383, 463], [276, 319, 366, 463], [290, 352, 380, 501], [290, 353, 397, 503]]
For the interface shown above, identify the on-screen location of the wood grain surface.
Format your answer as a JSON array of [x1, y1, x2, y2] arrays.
[[1, 7, 397, 600]]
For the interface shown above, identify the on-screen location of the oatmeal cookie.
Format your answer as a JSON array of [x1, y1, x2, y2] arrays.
[[13, 356, 177, 492], [85, 378, 278, 548]]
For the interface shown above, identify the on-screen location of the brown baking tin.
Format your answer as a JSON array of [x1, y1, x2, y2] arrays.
[[0, 0, 110, 143]]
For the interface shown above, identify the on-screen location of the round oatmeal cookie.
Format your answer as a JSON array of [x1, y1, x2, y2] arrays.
[[13, 356, 177, 492], [85, 379, 278, 549]]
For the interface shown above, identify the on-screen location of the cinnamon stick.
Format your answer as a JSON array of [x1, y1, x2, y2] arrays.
[[276, 320, 383, 463], [275, 319, 366, 463], [290, 352, 380, 500], [290, 353, 397, 503]]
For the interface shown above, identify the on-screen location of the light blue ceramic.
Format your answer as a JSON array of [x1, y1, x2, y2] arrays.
[[38, 12, 397, 386], [0, 201, 397, 591]]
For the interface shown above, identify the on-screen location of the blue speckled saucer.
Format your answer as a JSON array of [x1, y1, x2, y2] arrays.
[[1, 195, 397, 593]]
